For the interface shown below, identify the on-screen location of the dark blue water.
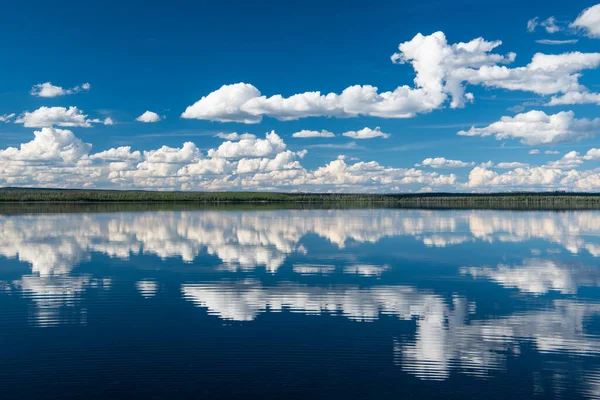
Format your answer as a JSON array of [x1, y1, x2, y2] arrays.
[[2, 208, 600, 399]]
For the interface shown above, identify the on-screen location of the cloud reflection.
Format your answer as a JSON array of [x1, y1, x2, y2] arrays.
[[1, 209, 600, 275], [462, 258, 600, 294], [2, 208, 600, 393], [181, 279, 600, 382]]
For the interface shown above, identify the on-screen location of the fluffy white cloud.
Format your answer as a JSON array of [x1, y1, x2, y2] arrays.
[[144, 142, 199, 164], [186, 32, 600, 123], [214, 132, 256, 140], [292, 129, 335, 138], [0, 113, 15, 123], [529, 149, 540, 155], [342, 127, 390, 139], [182, 31, 600, 124], [234, 150, 304, 174], [207, 131, 286, 159], [546, 150, 584, 168], [90, 146, 141, 162], [136, 111, 161, 123], [15, 106, 96, 128], [458, 110, 600, 145], [584, 148, 600, 160], [179, 158, 231, 176], [466, 166, 564, 188], [417, 157, 474, 168], [570, 4, 600, 38], [181, 83, 263, 123], [465, 157, 600, 190], [308, 156, 456, 188], [453, 52, 600, 96], [3, 126, 600, 192], [103, 117, 114, 125], [30, 82, 90, 98], [547, 91, 600, 106], [0, 127, 91, 164]]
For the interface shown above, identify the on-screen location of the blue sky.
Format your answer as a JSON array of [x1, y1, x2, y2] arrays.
[[1, 0, 600, 192]]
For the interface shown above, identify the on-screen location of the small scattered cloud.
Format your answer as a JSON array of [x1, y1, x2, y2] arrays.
[[495, 162, 530, 169], [535, 39, 579, 45], [0, 113, 15, 123], [214, 132, 257, 140], [136, 111, 162, 123], [30, 82, 90, 98], [527, 17, 539, 32], [508, 105, 525, 113], [292, 130, 335, 138], [342, 127, 390, 139], [527, 16, 562, 33], [416, 157, 475, 169]]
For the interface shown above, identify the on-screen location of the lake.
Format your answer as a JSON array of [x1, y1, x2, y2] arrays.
[[1, 206, 600, 399]]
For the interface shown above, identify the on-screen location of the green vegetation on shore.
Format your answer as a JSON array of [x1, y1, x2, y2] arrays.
[[1, 188, 600, 210]]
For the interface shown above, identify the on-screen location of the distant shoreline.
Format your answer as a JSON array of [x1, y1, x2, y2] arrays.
[[1, 188, 600, 210]]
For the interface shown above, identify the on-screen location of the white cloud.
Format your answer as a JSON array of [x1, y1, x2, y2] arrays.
[[207, 131, 286, 159], [103, 117, 114, 125], [234, 150, 305, 174], [529, 149, 540, 155], [583, 148, 600, 160], [30, 82, 91, 98], [292, 130, 335, 138], [495, 162, 530, 169], [214, 132, 257, 140], [417, 157, 475, 168], [15, 106, 96, 128], [0, 127, 91, 164], [542, 17, 561, 33], [546, 150, 584, 168], [15, 106, 98, 128], [527, 17, 539, 32], [144, 142, 199, 164], [181, 83, 263, 123], [453, 52, 600, 96], [458, 110, 600, 145], [465, 157, 600, 190], [3, 126, 600, 193], [136, 111, 161, 123], [180, 32, 537, 123], [547, 91, 600, 106], [342, 127, 390, 139], [466, 166, 564, 188], [527, 16, 562, 33], [90, 146, 141, 162], [182, 32, 600, 124], [0, 113, 15, 123], [535, 39, 579, 45], [570, 4, 600, 38], [545, 150, 560, 155]]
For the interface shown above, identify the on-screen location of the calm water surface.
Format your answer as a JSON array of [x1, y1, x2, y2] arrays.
[[2, 207, 600, 399]]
